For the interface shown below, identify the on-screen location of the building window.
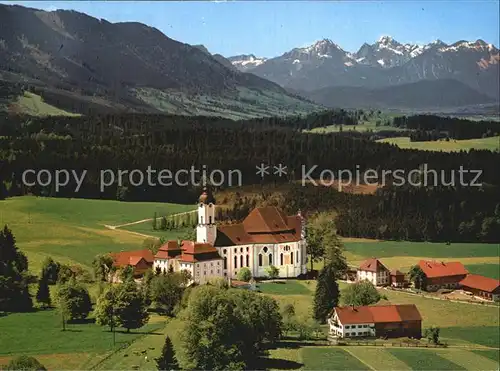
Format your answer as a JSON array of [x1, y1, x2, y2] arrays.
[[223, 257, 227, 269], [246, 247, 249, 252], [234, 256, 237, 269], [269, 254, 273, 265], [259, 254, 263, 266], [291, 252, 293, 264], [246, 255, 249, 267], [200, 216, 204, 224], [263, 246, 268, 253], [280, 253, 283, 265], [209, 216, 212, 224], [223, 249, 226, 254], [240, 255, 243, 268], [296, 251, 299, 263]]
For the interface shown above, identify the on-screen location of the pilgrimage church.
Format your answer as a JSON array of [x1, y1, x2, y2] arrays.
[[153, 190, 308, 282]]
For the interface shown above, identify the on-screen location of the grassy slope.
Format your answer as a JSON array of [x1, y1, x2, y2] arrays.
[[0, 196, 194, 274], [377, 136, 500, 152], [134, 87, 322, 120], [343, 240, 499, 272], [10, 92, 80, 117]]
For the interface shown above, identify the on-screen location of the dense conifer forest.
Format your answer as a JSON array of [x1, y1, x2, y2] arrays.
[[1, 111, 499, 242]]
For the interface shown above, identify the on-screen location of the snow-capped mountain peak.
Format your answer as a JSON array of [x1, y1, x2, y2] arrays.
[[227, 54, 267, 71]]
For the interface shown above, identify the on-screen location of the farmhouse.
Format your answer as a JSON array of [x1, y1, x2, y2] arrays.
[[390, 270, 406, 288], [357, 258, 390, 286], [195, 191, 308, 278], [459, 274, 500, 301], [328, 304, 422, 339], [153, 240, 223, 284], [110, 249, 154, 278], [418, 260, 468, 291]]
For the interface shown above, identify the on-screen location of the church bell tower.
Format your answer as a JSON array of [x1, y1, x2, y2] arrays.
[[196, 188, 217, 245]]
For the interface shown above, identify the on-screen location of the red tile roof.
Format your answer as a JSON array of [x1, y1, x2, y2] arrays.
[[215, 208, 302, 246], [155, 240, 183, 259], [359, 258, 389, 273], [334, 304, 422, 324], [178, 241, 222, 263], [459, 274, 500, 293], [418, 260, 468, 278], [111, 249, 154, 268]]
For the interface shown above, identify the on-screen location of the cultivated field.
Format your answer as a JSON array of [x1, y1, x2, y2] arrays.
[[0, 196, 194, 274], [377, 136, 500, 152]]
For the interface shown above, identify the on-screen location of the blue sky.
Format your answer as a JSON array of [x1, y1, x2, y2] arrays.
[[4, 1, 500, 57]]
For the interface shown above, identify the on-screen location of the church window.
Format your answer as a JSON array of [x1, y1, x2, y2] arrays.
[[259, 254, 263, 266], [240, 247, 243, 253], [234, 256, 237, 268], [296, 251, 299, 263], [246, 247, 249, 252], [223, 257, 227, 269], [280, 253, 283, 265], [263, 246, 268, 253], [269, 254, 273, 265], [291, 252, 294, 264], [209, 203, 213, 208], [200, 216, 204, 224], [240, 255, 243, 268], [209, 216, 212, 224], [246, 255, 249, 267]]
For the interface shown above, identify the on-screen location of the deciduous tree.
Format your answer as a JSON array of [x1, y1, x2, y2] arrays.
[[341, 280, 381, 306], [115, 279, 149, 332], [236, 267, 252, 282], [56, 279, 92, 321], [408, 265, 427, 290]]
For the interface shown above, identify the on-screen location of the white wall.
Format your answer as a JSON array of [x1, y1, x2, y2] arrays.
[[328, 312, 375, 338]]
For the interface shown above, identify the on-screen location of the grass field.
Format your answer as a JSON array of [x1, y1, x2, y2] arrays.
[[465, 263, 500, 279], [10, 92, 80, 117], [0, 196, 194, 274], [343, 240, 499, 272], [258, 281, 312, 296], [386, 349, 465, 370], [377, 136, 500, 152], [302, 347, 370, 370]]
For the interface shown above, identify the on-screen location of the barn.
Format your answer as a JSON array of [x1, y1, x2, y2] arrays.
[[459, 274, 500, 301]]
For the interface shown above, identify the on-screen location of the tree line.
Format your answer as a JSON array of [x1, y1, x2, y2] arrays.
[[1, 112, 499, 203]]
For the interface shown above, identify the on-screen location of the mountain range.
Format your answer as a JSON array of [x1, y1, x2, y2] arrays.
[[228, 36, 500, 109], [0, 4, 319, 118]]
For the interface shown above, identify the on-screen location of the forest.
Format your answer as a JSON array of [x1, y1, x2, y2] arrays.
[[1, 111, 499, 242]]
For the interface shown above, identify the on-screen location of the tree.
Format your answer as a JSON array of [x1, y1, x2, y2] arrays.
[[408, 265, 427, 290], [0, 225, 33, 312], [236, 267, 252, 282], [156, 336, 179, 371], [266, 265, 280, 280], [56, 279, 92, 321], [341, 280, 381, 306], [94, 286, 118, 332], [36, 277, 51, 308], [160, 216, 167, 231], [153, 212, 158, 230], [424, 326, 440, 345], [92, 254, 114, 282], [143, 237, 163, 254], [119, 265, 134, 282], [181, 228, 196, 241], [180, 286, 282, 370], [306, 212, 347, 277], [115, 279, 149, 332], [40, 257, 60, 285], [313, 263, 340, 323], [150, 272, 185, 315], [57, 264, 74, 284], [3, 355, 46, 371]]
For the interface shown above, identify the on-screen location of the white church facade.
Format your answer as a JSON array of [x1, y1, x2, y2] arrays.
[[153, 191, 308, 282]]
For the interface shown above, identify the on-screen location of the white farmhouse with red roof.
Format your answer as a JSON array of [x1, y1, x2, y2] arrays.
[[357, 258, 390, 286]]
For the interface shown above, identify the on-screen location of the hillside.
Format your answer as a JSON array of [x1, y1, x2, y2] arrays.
[[305, 79, 496, 110], [0, 4, 321, 118]]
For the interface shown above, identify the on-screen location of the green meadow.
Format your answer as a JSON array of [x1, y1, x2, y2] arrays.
[[0, 196, 194, 274], [377, 136, 500, 152]]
